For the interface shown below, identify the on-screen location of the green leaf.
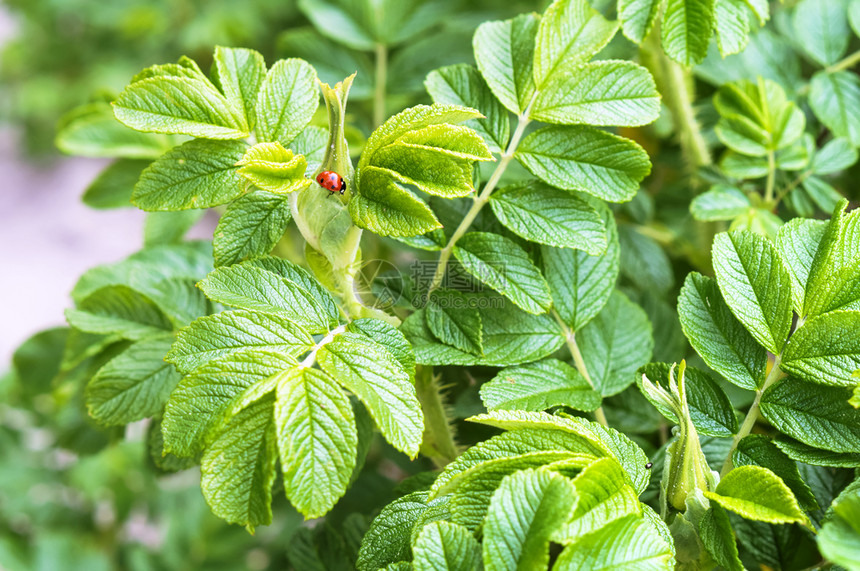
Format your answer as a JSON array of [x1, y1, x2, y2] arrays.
[[617, 225, 674, 294], [425, 290, 483, 355], [480, 358, 601, 412], [56, 102, 175, 159], [554, 515, 674, 569], [254, 58, 319, 146], [803, 204, 860, 317], [533, 0, 618, 89], [65, 285, 174, 340], [783, 311, 860, 387], [347, 318, 416, 379], [661, 0, 715, 66], [690, 184, 751, 221], [793, 0, 849, 67], [776, 218, 827, 315], [143, 210, 203, 246], [677, 272, 767, 390], [197, 261, 340, 334], [212, 46, 266, 131], [554, 457, 641, 541], [760, 376, 860, 453], [412, 521, 482, 571], [818, 488, 860, 571], [318, 332, 423, 457], [703, 465, 808, 524], [639, 363, 739, 437], [533, 61, 660, 127], [356, 491, 441, 571], [114, 73, 248, 139], [732, 435, 818, 510], [773, 436, 860, 467], [699, 505, 744, 571], [425, 64, 511, 153], [541, 206, 619, 331], [212, 190, 292, 267], [713, 0, 751, 57], [163, 349, 295, 456], [131, 139, 248, 211], [473, 14, 539, 115], [82, 159, 151, 209], [452, 232, 552, 314], [809, 71, 860, 147], [578, 290, 653, 397], [236, 142, 312, 194], [489, 181, 606, 253], [517, 126, 651, 203], [349, 167, 441, 237], [166, 310, 314, 373], [712, 231, 793, 354], [275, 366, 357, 518], [618, 0, 664, 43], [483, 469, 577, 571], [811, 137, 858, 174], [201, 394, 276, 529], [86, 336, 180, 425]]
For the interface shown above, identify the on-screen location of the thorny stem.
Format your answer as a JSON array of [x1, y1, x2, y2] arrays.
[[373, 43, 387, 129], [827, 48, 860, 73], [415, 365, 459, 467], [720, 354, 783, 477], [553, 311, 609, 427], [427, 102, 534, 295]]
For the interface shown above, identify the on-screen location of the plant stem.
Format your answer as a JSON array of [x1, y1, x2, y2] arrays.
[[427, 107, 533, 295], [373, 43, 387, 129], [415, 365, 459, 467], [720, 354, 783, 477], [774, 169, 811, 205], [765, 149, 777, 204], [827, 48, 860, 73], [553, 311, 609, 427]]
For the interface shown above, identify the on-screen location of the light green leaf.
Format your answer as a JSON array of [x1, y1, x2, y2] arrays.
[[412, 521, 482, 571], [811, 137, 858, 174], [65, 285, 174, 340], [114, 73, 248, 139], [425, 290, 483, 355], [852, 0, 860, 36], [690, 184, 751, 221], [661, 0, 715, 66], [213, 190, 292, 267], [276, 366, 357, 518], [712, 231, 793, 354], [290, 126, 329, 174], [533, 61, 660, 127], [318, 332, 423, 457], [166, 310, 313, 373], [809, 71, 860, 147], [703, 465, 808, 524], [677, 272, 767, 390], [793, 0, 849, 67], [131, 139, 248, 211], [349, 166, 441, 237], [452, 232, 552, 315], [618, 0, 664, 43], [143, 210, 203, 246], [57, 102, 175, 159], [197, 261, 340, 334], [480, 358, 601, 412], [714, 0, 751, 57], [541, 206, 619, 331], [578, 290, 653, 397], [732, 435, 818, 510], [254, 58, 319, 146], [83, 159, 151, 209], [347, 318, 416, 379], [517, 126, 651, 203], [776, 218, 827, 315], [533, 0, 618, 88], [425, 64, 511, 153], [163, 349, 295, 456], [489, 181, 606, 253], [483, 469, 577, 571], [212, 46, 266, 131], [201, 394, 276, 529], [760, 376, 860, 453], [783, 311, 860, 387], [804, 204, 860, 317], [818, 488, 860, 571], [86, 336, 180, 425], [236, 142, 312, 194], [473, 14, 539, 115], [554, 458, 641, 542], [699, 505, 744, 571], [554, 515, 674, 570]]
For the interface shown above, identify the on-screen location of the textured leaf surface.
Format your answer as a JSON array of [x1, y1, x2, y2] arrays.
[[254, 58, 318, 145], [213, 46, 266, 130], [783, 311, 860, 387], [699, 505, 743, 571], [554, 515, 674, 570], [213, 190, 292, 267], [66, 285, 173, 340], [236, 142, 311, 194], [732, 435, 818, 510], [712, 231, 793, 354], [703, 465, 807, 524], [776, 218, 828, 315], [661, 0, 714, 66], [809, 71, 860, 147], [425, 290, 483, 355], [473, 14, 539, 115], [481, 359, 601, 412], [412, 521, 482, 571], [517, 126, 651, 203], [619, 0, 663, 43], [356, 491, 438, 571], [817, 489, 860, 571], [57, 102, 174, 159], [690, 185, 751, 221]]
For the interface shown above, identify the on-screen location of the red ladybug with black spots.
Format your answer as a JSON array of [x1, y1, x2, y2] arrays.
[[316, 171, 345, 195]]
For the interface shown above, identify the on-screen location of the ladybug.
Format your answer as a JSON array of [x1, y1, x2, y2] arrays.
[[316, 171, 345, 195]]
